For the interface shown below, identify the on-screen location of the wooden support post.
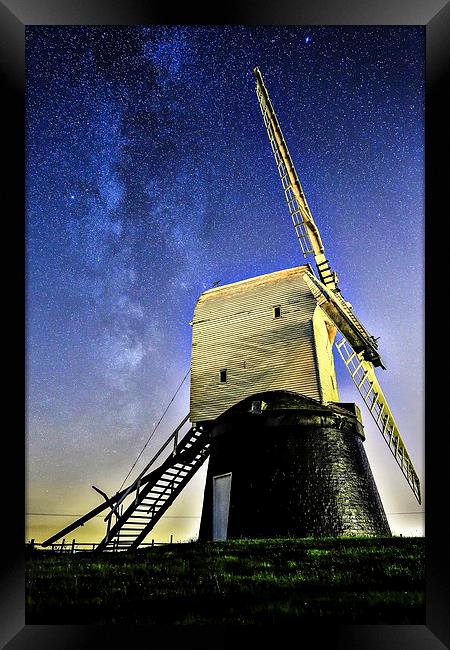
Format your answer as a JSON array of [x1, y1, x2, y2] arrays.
[[170, 534, 173, 544], [152, 539, 154, 547], [61, 538, 66, 553], [71, 539, 76, 554]]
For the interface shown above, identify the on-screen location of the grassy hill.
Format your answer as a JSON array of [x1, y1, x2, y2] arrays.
[[26, 536, 425, 624]]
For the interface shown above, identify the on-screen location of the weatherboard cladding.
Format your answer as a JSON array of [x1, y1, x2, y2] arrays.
[[190, 266, 338, 423]]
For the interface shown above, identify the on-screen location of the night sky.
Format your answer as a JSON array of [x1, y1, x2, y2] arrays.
[[26, 26, 424, 544]]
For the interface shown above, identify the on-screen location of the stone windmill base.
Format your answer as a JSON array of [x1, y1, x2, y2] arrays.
[[199, 391, 391, 540]]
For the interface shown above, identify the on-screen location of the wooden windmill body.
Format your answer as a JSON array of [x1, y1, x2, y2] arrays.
[[190, 265, 339, 424]]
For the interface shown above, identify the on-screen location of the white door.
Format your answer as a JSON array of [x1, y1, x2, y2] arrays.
[[212, 473, 232, 541]]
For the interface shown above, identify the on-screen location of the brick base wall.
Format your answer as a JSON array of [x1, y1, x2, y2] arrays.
[[199, 391, 391, 539]]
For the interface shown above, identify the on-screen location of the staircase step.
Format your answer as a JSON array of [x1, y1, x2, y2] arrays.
[[127, 515, 151, 520], [122, 523, 147, 527], [141, 497, 167, 504]]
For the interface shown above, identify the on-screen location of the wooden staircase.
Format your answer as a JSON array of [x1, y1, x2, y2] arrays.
[[42, 416, 210, 552], [95, 426, 210, 552]]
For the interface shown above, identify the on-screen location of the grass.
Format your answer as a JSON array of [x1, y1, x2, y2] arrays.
[[26, 536, 425, 624]]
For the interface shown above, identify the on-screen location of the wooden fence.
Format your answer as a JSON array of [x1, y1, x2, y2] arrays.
[[26, 535, 174, 553]]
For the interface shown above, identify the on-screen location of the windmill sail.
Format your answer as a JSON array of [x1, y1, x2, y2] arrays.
[[254, 66, 422, 504], [254, 67, 334, 287], [335, 337, 421, 503], [254, 67, 383, 369], [255, 72, 315, 258]]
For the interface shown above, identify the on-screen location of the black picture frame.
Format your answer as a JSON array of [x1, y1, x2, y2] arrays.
[[2, 0, 448, 647]]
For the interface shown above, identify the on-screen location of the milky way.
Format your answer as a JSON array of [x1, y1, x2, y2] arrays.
[[26, 26, 424, 541]]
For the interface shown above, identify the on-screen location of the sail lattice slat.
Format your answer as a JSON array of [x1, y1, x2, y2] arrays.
[[336, 336, 421, 504]]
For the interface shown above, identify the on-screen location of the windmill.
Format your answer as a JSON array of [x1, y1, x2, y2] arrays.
[[42, 67, 421, 551]]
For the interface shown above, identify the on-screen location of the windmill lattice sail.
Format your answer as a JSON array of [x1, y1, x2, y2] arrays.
[[336, 337, 421, 504], [254, 66, 335, 288], [254, 66, 422, 505], [254, 66, 382, 369], [255, 77, 314, 258]]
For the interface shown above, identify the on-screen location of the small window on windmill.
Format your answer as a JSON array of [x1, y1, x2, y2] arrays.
[[219, 369, 227, 383], [251, 400, 262, 414], [250, 400, 267, 414], [273, 305, 281, 319]]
